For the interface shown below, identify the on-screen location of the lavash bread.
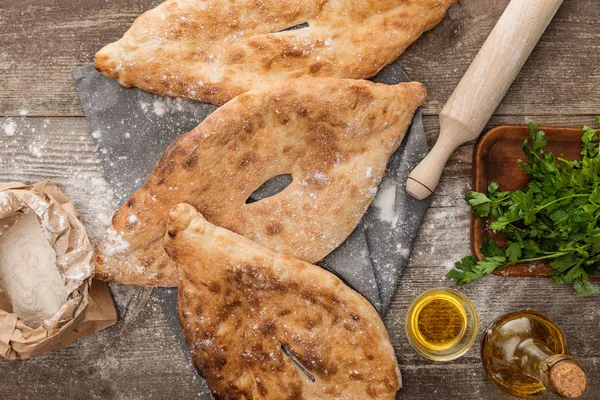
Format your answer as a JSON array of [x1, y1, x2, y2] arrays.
[[164, 203, 401, 399], [95, 0, 457, 105], [95, 78, 426, 286]]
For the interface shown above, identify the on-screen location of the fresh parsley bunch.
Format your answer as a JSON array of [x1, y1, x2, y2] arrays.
[[448, 119, 600, 294]]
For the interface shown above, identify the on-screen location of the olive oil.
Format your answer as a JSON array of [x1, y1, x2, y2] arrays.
[[405, 288, 478, 361], [481, 311, 587, 398], [412, 292, 467, 350]]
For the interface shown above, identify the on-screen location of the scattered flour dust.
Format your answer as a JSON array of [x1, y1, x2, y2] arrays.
[[139, 101, 150, 113], [101, 227, 130, 257], [372, 182, 399, 228], [141, 97, 187, 116], [65, 172, 118, 243], [2, 118, 17, 136], [396, 243, 410, 258], [0, 119, 118, 243], [91, 130, 102, 139], [152, 99, 167, 116], [28, 139, 46, 158]]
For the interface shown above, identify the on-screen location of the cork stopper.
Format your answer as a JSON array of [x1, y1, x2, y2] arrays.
[[549, 360, 588, 398]]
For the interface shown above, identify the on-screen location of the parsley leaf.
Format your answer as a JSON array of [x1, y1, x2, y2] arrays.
[[467, 191, 492, 206], [481, 237, 505, 257], [505, 242, 523, 263], [448, 119, 600, 295]]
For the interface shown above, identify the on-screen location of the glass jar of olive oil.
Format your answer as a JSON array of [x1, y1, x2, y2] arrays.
[[405, 288, 478, 361], [481, 311, 587, 398]]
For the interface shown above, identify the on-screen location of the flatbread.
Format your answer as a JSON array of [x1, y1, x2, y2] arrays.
[[164, 203, 401, 399], [95, 78, 426, 286], [95, 0, 457, 105]]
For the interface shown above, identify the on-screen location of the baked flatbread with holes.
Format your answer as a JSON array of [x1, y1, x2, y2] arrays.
[[165, 203, 401, 399], [95, 78, 426, 286], [95, 0, 456, 105]]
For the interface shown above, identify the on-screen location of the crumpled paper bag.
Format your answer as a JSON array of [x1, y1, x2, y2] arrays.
[[0, 180, 117, 359]]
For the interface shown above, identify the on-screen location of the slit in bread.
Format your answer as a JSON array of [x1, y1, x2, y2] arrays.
[[164, 203, 401, 399], [95, 78, 426, 286]]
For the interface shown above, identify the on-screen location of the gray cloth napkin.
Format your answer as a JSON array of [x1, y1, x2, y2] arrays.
[[73, 61, 431, 315]]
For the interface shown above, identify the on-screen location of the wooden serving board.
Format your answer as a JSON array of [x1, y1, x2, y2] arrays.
[[471, 125, 588, 278]]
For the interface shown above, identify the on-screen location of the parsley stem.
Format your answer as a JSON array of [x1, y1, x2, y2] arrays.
[[536, 194, 590, 212], [495, 193, 591, 228], [506, 252, 569, 265], [507, 223, 526, 232]]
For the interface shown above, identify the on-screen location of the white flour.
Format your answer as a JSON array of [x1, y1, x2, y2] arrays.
[[0, 213, 66, 328], [101, 227, 130, 256], [2, 119, 16, 136], [372, 182, 399, 228]]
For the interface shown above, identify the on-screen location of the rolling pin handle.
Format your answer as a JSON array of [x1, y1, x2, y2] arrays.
[[406, 0, 564, 200], [406, 129, 459, 200]]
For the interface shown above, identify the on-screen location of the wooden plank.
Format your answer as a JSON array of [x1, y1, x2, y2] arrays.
[[1, 0, 599, 117], [401, 0, 600, 116], [1, 0, 599, 395], [1, 116, 599, 398], [423, 114, 600, 149], [0, 290, 211, 399]]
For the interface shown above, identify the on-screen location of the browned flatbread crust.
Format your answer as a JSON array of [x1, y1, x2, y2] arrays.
[[164, 203, 401, 399], [95, 0, 457, 105], [95, 78, 426, 286]]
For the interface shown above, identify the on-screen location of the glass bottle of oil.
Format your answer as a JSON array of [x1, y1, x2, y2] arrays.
[[481, 311, 588, 398], [405, 288, 478, 361]]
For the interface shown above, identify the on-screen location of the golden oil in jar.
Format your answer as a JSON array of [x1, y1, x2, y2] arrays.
[[405, 288, 478, 361], [412, 292, 467, 350], [481, 311, 587, 398]]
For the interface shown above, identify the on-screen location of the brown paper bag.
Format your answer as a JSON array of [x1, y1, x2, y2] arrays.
[[0, 180, 117, 359]]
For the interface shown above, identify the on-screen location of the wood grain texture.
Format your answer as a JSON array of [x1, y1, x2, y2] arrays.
[[1, 0, 599, 117], [440, 0, 564, 139], [1, 0, 600, 398]]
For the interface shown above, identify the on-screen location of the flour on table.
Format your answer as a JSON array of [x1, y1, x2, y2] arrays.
[[60, 171, 117, 244], [28, 138, 47, 158], [0, 213, 66, 328], [396, 243, 410, 258], [372, 182, 399, 228], [152, 99, 167, 116], [0, 118, 117, 244], [2, 118, 17, 136], [140, 97, 190, 117]]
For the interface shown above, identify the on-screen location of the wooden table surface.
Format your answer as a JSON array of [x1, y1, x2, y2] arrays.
[[1, 1, 599, 398]]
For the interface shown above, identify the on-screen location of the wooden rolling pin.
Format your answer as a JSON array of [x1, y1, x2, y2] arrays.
[[406, 0, 564, 200]]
